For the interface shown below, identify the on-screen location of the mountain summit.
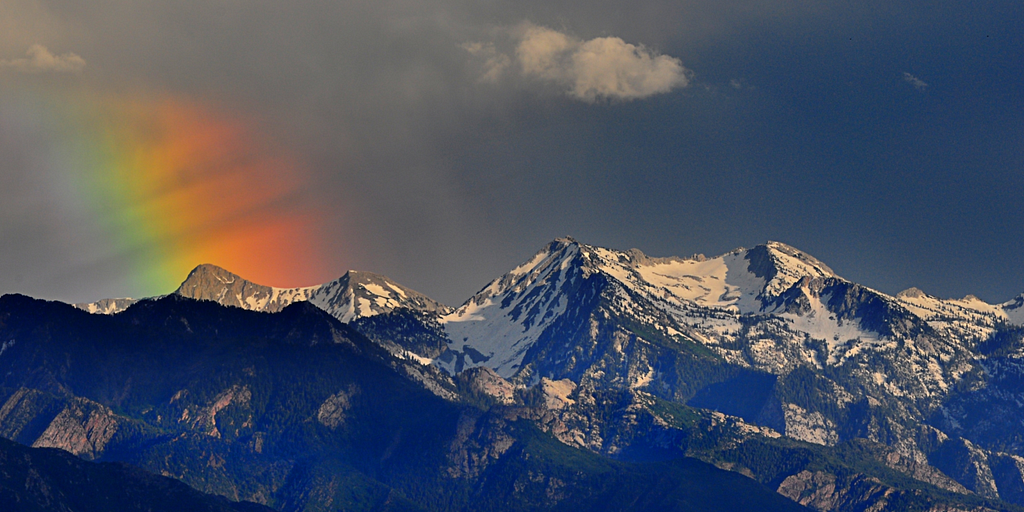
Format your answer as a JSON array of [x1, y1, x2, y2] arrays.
[[78, 264, 450, 322], [174, 263, 307, 313], [435, 238, 848, 376]]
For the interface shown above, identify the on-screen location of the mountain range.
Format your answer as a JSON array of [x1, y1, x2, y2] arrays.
[[4, 237, 1022, 511]]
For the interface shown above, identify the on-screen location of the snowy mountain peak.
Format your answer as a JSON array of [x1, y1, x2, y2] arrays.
[[1005, 294, 1024, 326], [437, 239, 845, 377], [1004, 293, 1024, 310], [76, 263, 449, 326], [578, 241, 841, 316], [896, 287, 929, 299], [749, 242, 837, 299], [465, 239, 587, 304], [433, 238, 882, 378], [440, 239, 588, 375], [894, 285, 1024, 343], [309, 270, 451, 323]]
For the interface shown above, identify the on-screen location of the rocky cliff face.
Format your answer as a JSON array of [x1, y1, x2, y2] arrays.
[[31, 397, 119, 459]]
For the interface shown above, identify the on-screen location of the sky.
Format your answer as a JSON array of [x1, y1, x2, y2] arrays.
[[0, 0, 1022, 307]]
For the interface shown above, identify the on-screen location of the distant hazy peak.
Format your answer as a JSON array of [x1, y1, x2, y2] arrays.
[[896, 287, 928, 299], [73, 297, 139, 315], [1005, 294, 1024, 310]]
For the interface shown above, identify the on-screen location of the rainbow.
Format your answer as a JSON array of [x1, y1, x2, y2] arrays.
[[3, 86, 338, 297]]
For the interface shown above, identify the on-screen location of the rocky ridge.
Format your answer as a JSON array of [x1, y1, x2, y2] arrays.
[[76, 263, 450, 322], [0, 293, 814, 512], [65, 237, 1024, 510]]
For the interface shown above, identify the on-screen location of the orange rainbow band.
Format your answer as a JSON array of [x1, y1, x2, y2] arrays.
[[12, 88, 334, 295]]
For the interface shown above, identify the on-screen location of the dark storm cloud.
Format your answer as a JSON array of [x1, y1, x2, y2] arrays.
[[1, 0, 1023, 305]]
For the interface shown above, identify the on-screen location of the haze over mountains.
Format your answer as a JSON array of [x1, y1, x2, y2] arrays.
[[11, 237, 1024, 511]]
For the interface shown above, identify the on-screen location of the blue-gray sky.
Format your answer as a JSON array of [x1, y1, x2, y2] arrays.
[[1, 0, 1022, 306]]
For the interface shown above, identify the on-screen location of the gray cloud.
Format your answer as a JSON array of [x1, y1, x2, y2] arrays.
[[902, 72, 927, 91], [0, 44, 85, 73], [0, 0, 1022, 307], [461, 42, 512, 83], [466, 23, 691, 102]]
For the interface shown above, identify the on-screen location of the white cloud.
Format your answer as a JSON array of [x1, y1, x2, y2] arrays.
[[461, 42, 511, 84], [0, 44, 86, 73], [902, 72, 927, 91], [466, 24, 690, 102], [514, 25, 576, 82]]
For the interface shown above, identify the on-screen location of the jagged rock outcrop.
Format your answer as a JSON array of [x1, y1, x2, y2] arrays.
[[777, 470, 998, 512], [31, 398, 119, 459]]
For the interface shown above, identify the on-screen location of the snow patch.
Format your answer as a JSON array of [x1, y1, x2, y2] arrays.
[[403, 351, 435, 366], [1004, 295, 1024, 326], [356, 298, 373, 316], [440, 242, 579, 377], [361, 283, 392, 298], [781, 290, 882, 366], [897, 289, 1019, 342], [0, 339, 13, 357]]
